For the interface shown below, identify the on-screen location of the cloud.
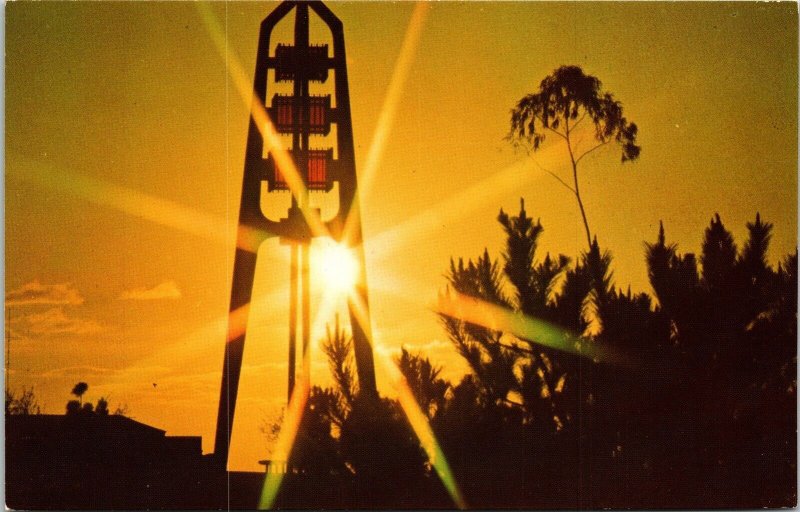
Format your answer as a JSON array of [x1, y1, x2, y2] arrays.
[[5, 280, 84, 306], [25, 308, 103, 336], [375, 338, 452, 358], [120, 280, 181, 301], [400, 338, 452, 353], [36, 365, 121, 378]]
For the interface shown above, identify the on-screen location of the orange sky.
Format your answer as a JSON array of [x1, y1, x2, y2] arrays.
[[6, 2, 797, 471]]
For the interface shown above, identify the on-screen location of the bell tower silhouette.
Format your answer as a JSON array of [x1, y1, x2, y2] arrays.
[[213, 0, 377, 469]]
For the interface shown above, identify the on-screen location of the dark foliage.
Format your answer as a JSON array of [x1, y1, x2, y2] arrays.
[[431, 204, 796, 508], [5, 387, 42, 415], [282, 201, 795, 508], [71, 382, 88, 404], [508, 65, 640, 248], [274, 325, 446, 508], [509, 65, 640, 162]]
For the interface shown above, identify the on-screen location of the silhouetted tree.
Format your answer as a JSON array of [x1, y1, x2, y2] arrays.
[[738, 213, 776, 324], [498, 199, 570, 319], [509, 65, 640, 248], [65, 400, 97, 416], [321, 315, 357, 411], [287, 386, 347, 478], [71, 382, 88, 405], [62, 384, 122, 417], [643, 214, 797, 506], [274, 206, 796, 509], [276, 321, 436, 507], [280, 323, 355, 479], [440, 250, 518, 408], [5, 387, 41, 415], [395, 348, 449, 420], [66, 399, 81, 415], [701, 214, 738, 293], [596, 290, 664, 359], [441, 200, 594, 432], [645, 221, 704, 347], [439, 201, 796, 508], [95, 397, 109, 415], [339, 394, 428, 505]]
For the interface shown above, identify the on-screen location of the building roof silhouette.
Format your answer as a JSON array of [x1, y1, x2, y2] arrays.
[[6, 413, 208, 509]]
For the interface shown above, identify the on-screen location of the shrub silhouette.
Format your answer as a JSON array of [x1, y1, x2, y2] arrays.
[[276, 202, 795, 509]]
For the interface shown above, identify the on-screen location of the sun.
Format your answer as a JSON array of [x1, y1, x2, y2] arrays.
[[313, 239, 359, 295]]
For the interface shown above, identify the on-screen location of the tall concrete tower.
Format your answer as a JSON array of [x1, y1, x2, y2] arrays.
[[213, 0, 377, 469]]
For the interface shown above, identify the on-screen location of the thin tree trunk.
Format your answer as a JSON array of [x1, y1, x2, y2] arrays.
[[564, 122, 592, 249], [572, 161, 592, 249]]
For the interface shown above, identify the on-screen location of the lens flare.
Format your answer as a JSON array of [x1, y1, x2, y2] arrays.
[[387, 359, 467, 510], [195, 3, 329, 240], [313, 239, 359, 295], [13, 155, 270, 254], [365, 147, 560, 266], [435, 289, 632, 367], [259, 375, 310, 509], [200, 4, 466, 509], [348, 291, 467, 509], [341, 2, 429, 246]]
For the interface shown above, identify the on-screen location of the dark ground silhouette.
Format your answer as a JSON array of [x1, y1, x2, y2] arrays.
[[6, 204, 796, 509], [270, 204, 797, 509]]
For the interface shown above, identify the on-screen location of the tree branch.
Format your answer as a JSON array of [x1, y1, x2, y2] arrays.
[[575, 140, 611, 166], [571, 111, 588, 131], [545, 170, 576, 195], [531, 158, 576, 194], [544, 125, 568, 141], [496, 339, 538, 357]]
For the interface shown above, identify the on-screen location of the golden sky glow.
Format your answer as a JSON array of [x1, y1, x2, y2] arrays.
[[6, 2, 797, 471]]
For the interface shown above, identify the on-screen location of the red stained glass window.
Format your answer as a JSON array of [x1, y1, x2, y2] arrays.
[[272, 95, 330, 135], [307, 150, 327, 189], [268, 149, 332, 192]]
